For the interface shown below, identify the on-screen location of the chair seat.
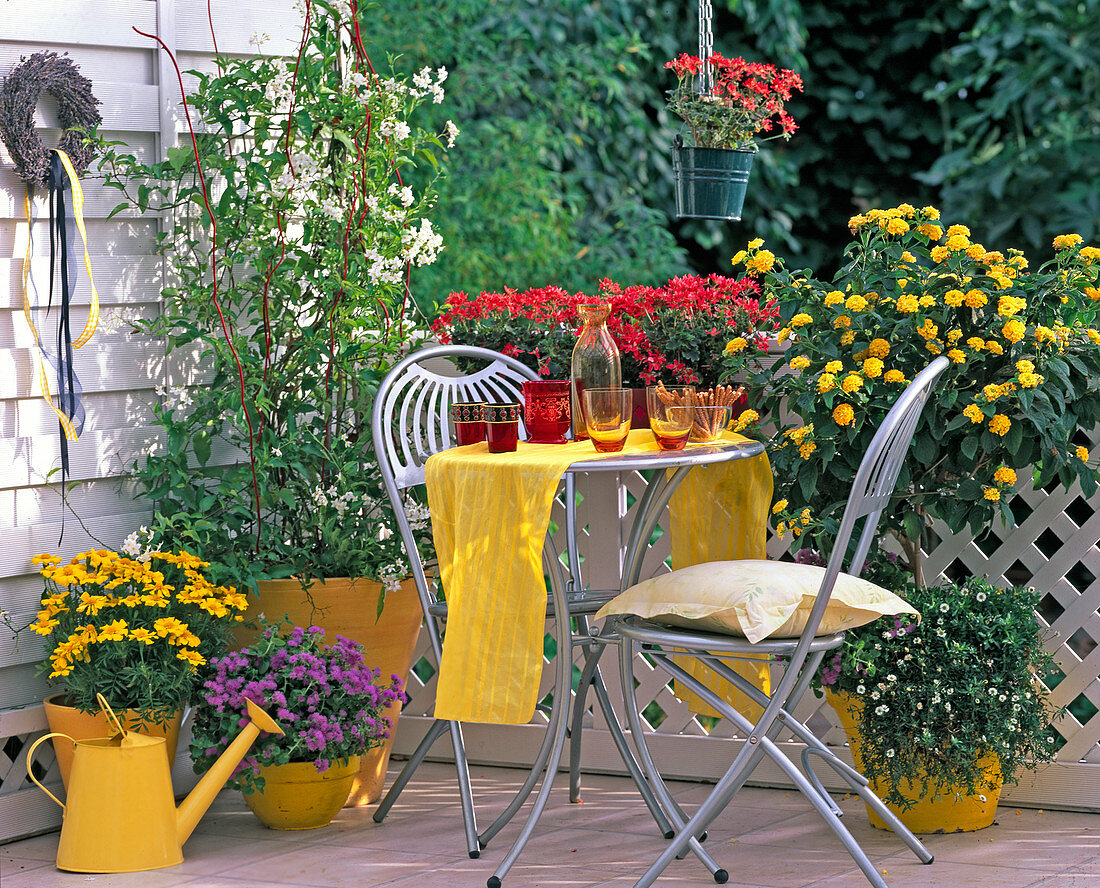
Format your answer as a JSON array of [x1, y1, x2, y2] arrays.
[[428, 588, 621, 621], [613, 613, 847, 656]]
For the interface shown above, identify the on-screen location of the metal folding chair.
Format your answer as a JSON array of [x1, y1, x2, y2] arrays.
[[370, 344, 672, 860], [608, 355, 950, 888]]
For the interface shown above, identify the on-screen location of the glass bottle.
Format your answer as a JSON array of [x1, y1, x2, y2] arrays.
[[571, 303, 621, 439]]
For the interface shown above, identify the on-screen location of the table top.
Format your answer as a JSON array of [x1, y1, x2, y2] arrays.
[[564, 437, 766, 473]]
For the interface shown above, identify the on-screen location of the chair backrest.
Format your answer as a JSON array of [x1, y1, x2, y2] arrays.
[[808, 355, 950, 637], [370, 345, 539, 618]]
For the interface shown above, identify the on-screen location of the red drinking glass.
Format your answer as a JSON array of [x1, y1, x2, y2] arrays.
[[522, 380, 572, 444], [450, 401, 486, 447], [485, 403, 520, 453]]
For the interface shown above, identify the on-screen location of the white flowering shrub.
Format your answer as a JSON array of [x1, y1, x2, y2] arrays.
[[100, 4, 445, 593]]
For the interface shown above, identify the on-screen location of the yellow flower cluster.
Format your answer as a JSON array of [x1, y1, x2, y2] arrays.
[[833, 403, 855, 426], [993, 466, 1017, 487], [732, 409, 759, 433]]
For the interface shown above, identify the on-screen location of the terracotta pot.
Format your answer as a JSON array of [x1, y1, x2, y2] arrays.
[[827, 689, 1003, 833], [42, 693, 183, 791], [245, 756, 359, 830], [242, 576, 423, 806]]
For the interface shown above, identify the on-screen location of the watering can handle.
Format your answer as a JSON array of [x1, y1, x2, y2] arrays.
[[96, 692, 127, 738], [25, 733, 72, 811]]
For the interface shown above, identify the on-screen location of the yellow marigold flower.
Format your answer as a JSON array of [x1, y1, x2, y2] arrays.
[[943, 289, 965, 307], [747, 250, 775, 274], [926, 341, 942, 355], [772, 499, 788, 515], [845, 294, 868, 312], [833, 403, 855, 426], [884, 369, 906, 384], [963, 404, 984, 423], [988, 414, 1011, 436], [946, 234, 970, 251], [724, 337, 748, 354], [994, 466, 1017, 486], [98, 619, 128, 642], [966, 337, 985, 350], [868, 338, 890, 358], [128, 627, 156, 645], [833, 315, 852, 329], [776, 327, 792, 343], [790, 313, 813, 327], [1034, 325, 1055, 343], [1076, 445, 1090, 463], [947, 349, 966, 364], [931, 246, 950, 263], [748, 237, 765, 249], [1053, 233, 1083, 251], [1003, 319, 1025, 343], [963, 289, 988, 308], [896, 294, 919, 313], [177, 649, 206, 668], [917, 319, 939, 340], [986, 340, 1004, 355], [731, 250, 747, 266], [862, 358, 884, 378], [733, 409, 759, 432], [841, 330, 856, 346], [918, 223, 943, 240], [817, 372, 837, 393], [841, 374, 863, 393], [983, 487, 1001, 502], [824, 290, 845, 307], [885, 217, 909, 236], [946, 224, 971, 238]]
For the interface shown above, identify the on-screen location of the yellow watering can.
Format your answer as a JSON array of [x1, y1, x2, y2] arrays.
[[27, 692, 283, 873]]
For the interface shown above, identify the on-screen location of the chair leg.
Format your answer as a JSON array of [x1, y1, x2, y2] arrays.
[[448, 719, 482, 859], [568, 640, 601, 803], [372, 717, 449, 823]]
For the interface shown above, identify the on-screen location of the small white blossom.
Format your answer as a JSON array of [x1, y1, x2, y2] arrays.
[[443, 120, 459, 148], [856, 684, 866, 695]]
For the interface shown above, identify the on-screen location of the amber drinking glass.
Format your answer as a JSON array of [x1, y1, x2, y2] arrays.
[[582, 388, 632, 453], [646, 386, 695, 451], [485, 403, 521, 452], [522, 380, 571, 444], [450, 401, 486, 446]]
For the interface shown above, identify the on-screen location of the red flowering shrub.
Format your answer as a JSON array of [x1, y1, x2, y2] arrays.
[[432, 274, 777, 388]]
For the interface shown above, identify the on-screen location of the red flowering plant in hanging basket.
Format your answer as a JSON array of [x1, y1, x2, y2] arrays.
[[432, 273, 777, 388], [665, 52, 803, 150]]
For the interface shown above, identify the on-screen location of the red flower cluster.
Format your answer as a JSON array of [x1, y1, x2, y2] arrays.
[[432, 274, 778, 387], [665, 51, 803, 149]]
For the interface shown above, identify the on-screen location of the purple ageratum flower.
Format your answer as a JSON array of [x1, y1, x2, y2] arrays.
[[794, 548, 827, 567]]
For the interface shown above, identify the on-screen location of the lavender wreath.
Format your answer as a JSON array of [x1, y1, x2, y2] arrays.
[[0, 51, 101, 187]]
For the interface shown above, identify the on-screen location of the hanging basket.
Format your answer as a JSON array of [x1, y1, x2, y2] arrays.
[[673, 143, 755, 221]]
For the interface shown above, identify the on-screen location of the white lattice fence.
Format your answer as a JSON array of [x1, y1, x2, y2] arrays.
[[394, 464, 1100, 812]]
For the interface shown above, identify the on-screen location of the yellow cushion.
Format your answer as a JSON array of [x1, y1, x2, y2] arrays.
[[595, 559, 919, 644]]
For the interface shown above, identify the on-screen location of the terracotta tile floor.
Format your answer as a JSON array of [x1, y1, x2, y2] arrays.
[[4, 760, 1100, 888]]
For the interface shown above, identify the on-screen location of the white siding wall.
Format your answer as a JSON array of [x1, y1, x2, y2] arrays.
[[0, 0, 301, 842]]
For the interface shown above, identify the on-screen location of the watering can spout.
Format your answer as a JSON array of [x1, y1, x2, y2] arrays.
[[176, 697, 283, 845]]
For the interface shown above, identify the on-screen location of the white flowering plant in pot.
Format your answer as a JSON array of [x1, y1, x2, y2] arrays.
[[99, 3, 449, 606]]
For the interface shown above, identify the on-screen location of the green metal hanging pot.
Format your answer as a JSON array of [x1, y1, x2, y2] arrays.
[[672, 137, 755, 221]]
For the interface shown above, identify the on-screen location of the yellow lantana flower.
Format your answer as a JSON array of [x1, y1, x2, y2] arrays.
[[833, 403, 855, 426], [885, 217, 909, 236], [926, 341, 943, 355], [845, 294, 868, 312], [943, 289, 965, 307], [790, 313, 813, 327], [922, 206, 941, 220], [1003, 319, 1025, 343], [946, 224, 971, 238], [772, 499, 789, 515], [1034, 325, 1055, 343], [834, 315, 852, 329], [799, 441, 816, 459], [896, 294, 919, 313], [917, 319, 939, 341], [724, 337, 748, 354], [824, 290, 845, 307], [947, 349, 966, 364], [966, 337, 984, 350], [731, 250, 747, 266], [733, 409, 759, 432], [841, 374, 862, 393], [862, 358, 884, 378], [963, 404, 984, 423], [994, 466, 1017, 486], [868, 338, 890, 358], [817, 372, 837, 393], [884, 369, 906, 384], [918, 223, 943, 240], [825, 360, 844, 373], [1076, 446, 1090, 463], [998, 295, 1027, 317], [747, 250, 775, 274], [983, 487, 1001, 502], [946, 234, 970, 251], [931, 246, 950, 263], [988, 414, 1011, 436], [747, 237, 764, 249], [1053, 233, 1083, 251], [986, 340, 1004, 355]]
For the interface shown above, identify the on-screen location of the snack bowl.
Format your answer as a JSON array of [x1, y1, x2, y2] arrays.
[[688, 405, 732, 442]]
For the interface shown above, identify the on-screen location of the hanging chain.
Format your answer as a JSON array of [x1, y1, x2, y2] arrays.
[[697, 0, 714, 95]]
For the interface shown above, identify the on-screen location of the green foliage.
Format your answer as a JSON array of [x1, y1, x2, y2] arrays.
[[723, 205, 1100, 584], [818, 577, 1061, 809], [99, 7, 438, 592], [920, 0, 1100, 251], [361, 0, 690, 303]]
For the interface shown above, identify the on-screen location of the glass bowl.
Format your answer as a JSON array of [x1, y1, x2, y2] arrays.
[[688, 405, 732, 442]]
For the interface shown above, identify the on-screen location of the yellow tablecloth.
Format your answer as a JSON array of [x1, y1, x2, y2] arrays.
[[425, 428, 771, 725]]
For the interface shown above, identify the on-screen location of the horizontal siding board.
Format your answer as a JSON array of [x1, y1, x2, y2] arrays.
[[0, 510, 154, 582], [0, 44, 155, 87], [1, 304, 158, 349], [0, 340, 165, 400], [0, 425, 162, 487], [0, 390, 156, 437], [0, 2, 157, 50], [0, 255, 164, 309], [0, 664, 49, 710], [176, 3, 303, 55]]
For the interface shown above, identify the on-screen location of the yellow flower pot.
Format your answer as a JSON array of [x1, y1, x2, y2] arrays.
[[244, 756, 359, 830], [826, 689, 1003, 833], [43, 694, 183, 791], [243, 576, 423, 806]]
